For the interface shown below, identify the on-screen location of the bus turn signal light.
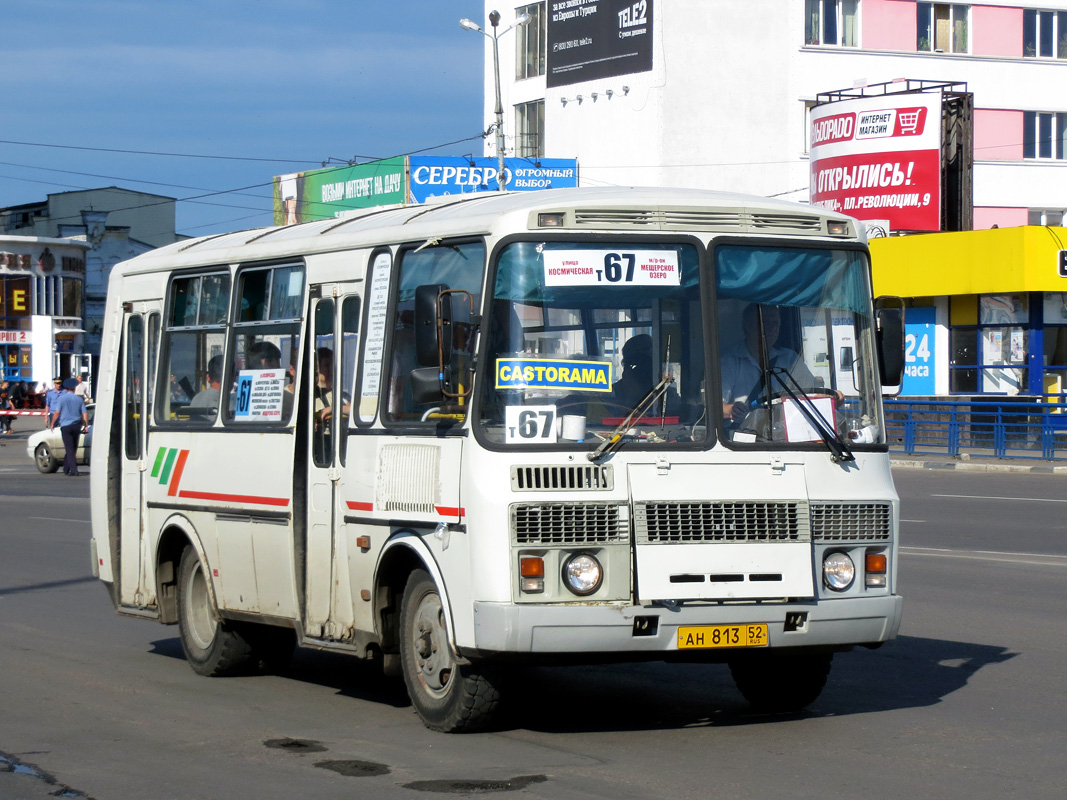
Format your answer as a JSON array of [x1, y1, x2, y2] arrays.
[[866, 552, 887, 588], [520, 556, 545, 593]]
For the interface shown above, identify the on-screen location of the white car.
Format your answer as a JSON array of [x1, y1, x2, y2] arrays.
[[27, 407, 94, 474]]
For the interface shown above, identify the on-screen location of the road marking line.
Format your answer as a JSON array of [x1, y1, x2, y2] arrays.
[[900, 519, 926, 523], [932, 493, 1067, 503], [30, 517, 90, 523], [901, 545, 1067, 567]]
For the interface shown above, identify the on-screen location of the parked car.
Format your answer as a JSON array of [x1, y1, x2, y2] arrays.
[[27, 406, 94, 473]]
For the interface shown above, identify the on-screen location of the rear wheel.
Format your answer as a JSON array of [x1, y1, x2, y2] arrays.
[[729, 651, 833, 712], [177, 545, 255, 676], [35, 443, 58, 473], [399, 569, 500, 732]]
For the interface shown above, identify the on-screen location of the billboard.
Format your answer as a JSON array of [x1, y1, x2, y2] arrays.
[[408, 157, 577, 202], [274, 157, 579, 224], [809, 93, 942, 231], [274, 158, 406, 225], [546, 0, 654, 88]]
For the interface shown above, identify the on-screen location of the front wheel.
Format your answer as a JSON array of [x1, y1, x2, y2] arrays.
[[729, 651, 833, 712], [399, 569, 500, 732], [177, 545, 255, 676], [35, 442, 58, 473]]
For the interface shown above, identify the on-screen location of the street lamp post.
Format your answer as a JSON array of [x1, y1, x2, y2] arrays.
[[460, 10, 531, 192]]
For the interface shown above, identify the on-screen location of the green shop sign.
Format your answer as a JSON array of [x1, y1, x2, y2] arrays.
[[273, 158, 406, 224]]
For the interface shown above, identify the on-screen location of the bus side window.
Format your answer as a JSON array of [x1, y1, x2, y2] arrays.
[[384, 242, 484, 424], [158, 271, 230, 426]]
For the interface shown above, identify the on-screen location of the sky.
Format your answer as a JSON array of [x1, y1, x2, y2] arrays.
[[0, 0, 491, 238]]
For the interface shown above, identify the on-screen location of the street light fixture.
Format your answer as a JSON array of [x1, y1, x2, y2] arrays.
[[460, 9, 531, 192]]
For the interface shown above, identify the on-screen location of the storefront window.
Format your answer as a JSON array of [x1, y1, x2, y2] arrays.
[[977, 295, 1027, 394], [1042, 292, 1067, 396]]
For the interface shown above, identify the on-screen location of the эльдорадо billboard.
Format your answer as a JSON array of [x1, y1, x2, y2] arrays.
[[809, 93, 942, 231]]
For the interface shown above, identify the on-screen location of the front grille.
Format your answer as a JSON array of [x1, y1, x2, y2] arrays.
[[511, 464, 613, 491], [811, 502, 892, 542], [636, 502, 806, 543], [511, 502, 627, 545]]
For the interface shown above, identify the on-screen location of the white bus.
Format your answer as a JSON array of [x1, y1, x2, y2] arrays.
[[90, 187, 904, 732]]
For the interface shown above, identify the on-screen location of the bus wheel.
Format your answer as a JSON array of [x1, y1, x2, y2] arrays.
[[177, 545, 254, 677], [728, 651, 833, 712], [399, 569, 500, 732]]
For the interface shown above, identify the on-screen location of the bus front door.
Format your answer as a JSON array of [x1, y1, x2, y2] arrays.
[[303, 289, 360, 640], [119, 307, 160, 607]]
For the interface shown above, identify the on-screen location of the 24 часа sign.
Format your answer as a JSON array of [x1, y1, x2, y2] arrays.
[[547, 0, 654, 88]]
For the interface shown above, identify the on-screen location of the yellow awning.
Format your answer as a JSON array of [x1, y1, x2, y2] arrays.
[[870, 225, 1067, 298]]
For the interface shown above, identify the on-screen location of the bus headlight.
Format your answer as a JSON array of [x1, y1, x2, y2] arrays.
[[822, 552, 855, 591], [562, 553, 603, 596]]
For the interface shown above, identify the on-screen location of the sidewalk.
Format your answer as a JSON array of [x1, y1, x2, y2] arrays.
[[889, 452, 1067, 474]]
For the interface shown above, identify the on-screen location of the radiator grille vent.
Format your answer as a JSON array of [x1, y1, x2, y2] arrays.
[[571, 208, 825, 234], [511, 464, 613, 491], [511, 502, 627, 545], [636, 502, 806, 543], [811, 503, 892, 542]]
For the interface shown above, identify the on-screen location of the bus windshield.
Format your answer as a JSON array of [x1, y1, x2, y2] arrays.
[[715, 244, 884, 446], [477, 240, 706, 447]]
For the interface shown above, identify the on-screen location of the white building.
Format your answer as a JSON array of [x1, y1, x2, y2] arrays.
[[478, 0, 1067, 228]]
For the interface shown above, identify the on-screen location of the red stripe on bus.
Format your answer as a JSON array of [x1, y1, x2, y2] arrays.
[[168, 449, 190, 497], [177, 490, 290, 507], [346, 501, 374, 512], [435, 506, 465, 518]]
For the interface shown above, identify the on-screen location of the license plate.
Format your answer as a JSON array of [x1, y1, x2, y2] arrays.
[[677, 624, 769, 649]]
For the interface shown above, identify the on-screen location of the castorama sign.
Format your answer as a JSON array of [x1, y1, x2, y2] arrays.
[[408, 157, 578, 203]]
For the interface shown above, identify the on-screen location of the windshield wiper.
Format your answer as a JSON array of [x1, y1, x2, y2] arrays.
[[587, 374, 675, 463], [769, 368, 855, 464]]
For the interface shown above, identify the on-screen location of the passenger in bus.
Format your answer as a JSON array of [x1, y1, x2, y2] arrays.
[[720, 304, 820, 423], [612, 334, 680, 415], [248, 341, 282, 369], [313, 347, 349, 424], [189, 355, 223, 412]]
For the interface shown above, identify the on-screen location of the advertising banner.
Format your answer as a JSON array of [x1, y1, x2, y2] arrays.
[[809, 93, 942, 231], [273, 158, 406, 225], [546, 0, 653, 88], [408, 157, 578, 202], [902, 306, 936, 395]]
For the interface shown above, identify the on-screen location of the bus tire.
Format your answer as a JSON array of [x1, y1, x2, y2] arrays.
[[399, 569, 499, 732], [177, 545, 254, 677], [728, 651, 833, 712]]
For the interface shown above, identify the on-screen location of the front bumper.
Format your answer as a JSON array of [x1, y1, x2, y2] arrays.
[[469, 594, 903, 655]]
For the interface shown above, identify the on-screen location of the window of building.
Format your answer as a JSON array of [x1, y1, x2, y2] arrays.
[[917, 3, 968, 53], [805, 0, 859, 47], [1029, 208, 1067, 226], [1023, 111, 1067, 160], [1023, 9, 1067, 58], [515, 2, 546, 79], [515, 99, 545, 158], [949, 293, 1029, 394]]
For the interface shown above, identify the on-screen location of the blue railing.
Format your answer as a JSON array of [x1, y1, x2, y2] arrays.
[[883, 397, 1067, 461]]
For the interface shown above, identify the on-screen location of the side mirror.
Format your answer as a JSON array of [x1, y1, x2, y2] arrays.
[[415, 284, 451, 367], [874, 297, 905, 392], [410, 366, 446, 404]]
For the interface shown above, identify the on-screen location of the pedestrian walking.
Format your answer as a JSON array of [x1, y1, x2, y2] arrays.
[[74, 373, 93, 405], [50, 378, 88, 476], [0, 381, 12, 434]]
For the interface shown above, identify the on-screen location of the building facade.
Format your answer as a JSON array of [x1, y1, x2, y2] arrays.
[[0, 188, 180, 390], [477, 0, 1067, 396]]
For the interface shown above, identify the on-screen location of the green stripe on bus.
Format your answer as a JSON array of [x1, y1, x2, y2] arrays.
[[159, 448, 178, 485], [150, 447, 168, 478]]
